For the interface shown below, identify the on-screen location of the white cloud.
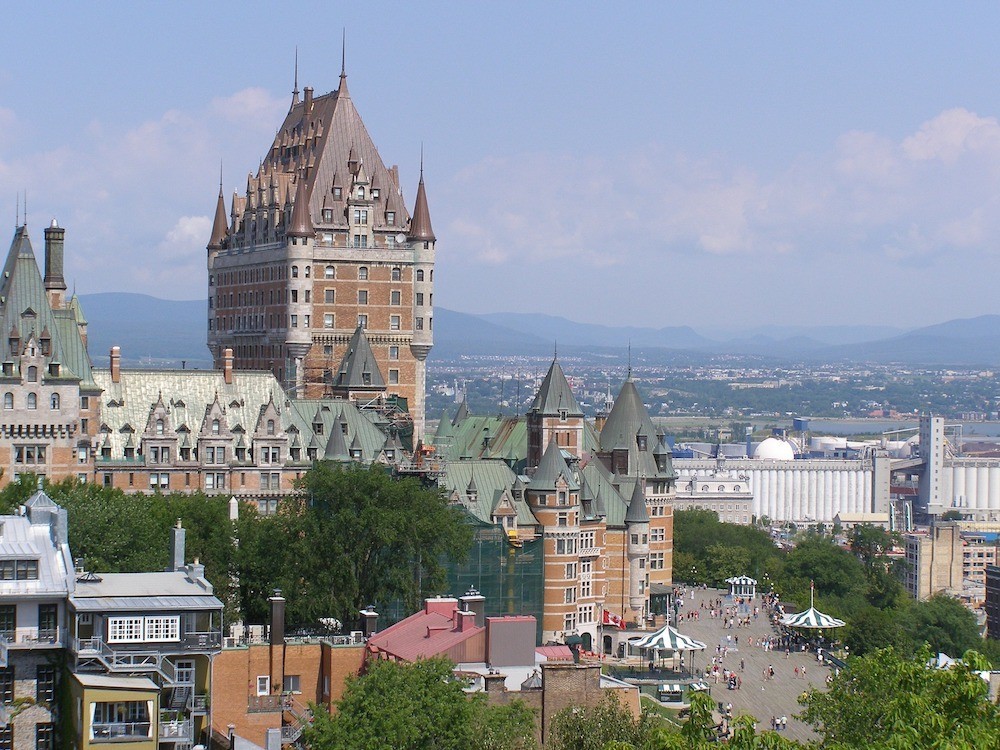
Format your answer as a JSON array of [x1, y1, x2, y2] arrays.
[[441, 107, 1000, 273]]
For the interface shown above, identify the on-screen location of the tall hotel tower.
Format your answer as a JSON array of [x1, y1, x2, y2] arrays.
[[207, 66, 435, 437]]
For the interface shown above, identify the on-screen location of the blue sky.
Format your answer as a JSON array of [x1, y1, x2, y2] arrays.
[[3, 2, 1000, 328]]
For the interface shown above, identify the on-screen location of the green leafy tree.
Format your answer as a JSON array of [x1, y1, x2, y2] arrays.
[[849, 524, 897, 569], [799, 646, 1000, 748], [297, 463, 473, 624], [303, 657, 535, 750], [844, 606, 911, 656], [906, 594, 982, 657], [548, 693, 658, 750], [706, 543, 751, 584]]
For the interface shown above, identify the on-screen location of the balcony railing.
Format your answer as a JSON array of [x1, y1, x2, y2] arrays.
[[248, 694, 289, 713], [158, 717, 193, 742], [91, 722, 152, 742], [188, 694, 208, 713], [0, 627, 62, 648]]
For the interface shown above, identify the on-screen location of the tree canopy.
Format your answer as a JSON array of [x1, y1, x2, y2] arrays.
[[302, 657, 536, 750], [2, 464, 472, 628]]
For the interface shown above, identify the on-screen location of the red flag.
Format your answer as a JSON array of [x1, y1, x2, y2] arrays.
[[602, 609, 626, 630]]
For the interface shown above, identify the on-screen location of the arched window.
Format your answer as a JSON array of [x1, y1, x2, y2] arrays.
[[2, 392, 11, 409], [416, 269, 424, 282], [27, 366, 37, 382], [391, 267, 401, 281], [358, 266, 368, 280], [212, 419, 220, 434], [267, 419, 275, 436], [325, 265, 335, 279], [304, 265, 311, 278], [50, 393, 60, 410], [156, 419, 164, 435], [27, 393, 37, 410], [291, 265, 299, 278]]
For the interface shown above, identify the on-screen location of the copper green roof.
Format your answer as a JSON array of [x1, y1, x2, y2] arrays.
[[335, 325, 385, 389], [0, 227, 95, 389], [529, 359, 583, 417], [529, 439, 578, 491], [600, 379, 675, 480], [624, 480, 650, 524], [439, 459, 538, 527]]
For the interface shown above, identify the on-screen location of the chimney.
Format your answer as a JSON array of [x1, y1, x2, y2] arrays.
[[483, 672, 506, 694], [359, 605, 379, 638], [43, 219, 67, 305], [110, 346, 121, 383], [460, 588, 486, 628], [269, 589, 286, 646], [223, 347, 234, 385], [170, 518, 186, 571], [456, 609, 477, 632], [303, 87, 313, 110]]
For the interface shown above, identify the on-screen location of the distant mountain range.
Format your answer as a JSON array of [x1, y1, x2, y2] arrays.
[[76, 293, 1000, 367]]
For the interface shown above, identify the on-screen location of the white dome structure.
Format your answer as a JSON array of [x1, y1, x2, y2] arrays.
[[753, 437, 796, 461]]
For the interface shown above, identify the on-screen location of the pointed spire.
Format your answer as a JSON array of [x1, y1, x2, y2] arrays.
[[337, 31, 350, 99], [408, 149, 435, 242], [208, 167, 228, 251], [530, 359, 583, 417], [324, 421, 350, 462], [291, 47, 300, 107], [625, 480, 650, 524], [287, 175, 314, 238]]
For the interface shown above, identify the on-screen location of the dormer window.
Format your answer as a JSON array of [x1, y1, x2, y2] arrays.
[[212, 419, 220, 434], [156, 419, 164, 435], [267, 419, 275, 435], [637, 435, 647, 451], [322, 209, 333, 222], [386, 211, 395, 225], [559, 409, 568, 422], [333, 187, 342, 200], [27, 366, 37, 383], [371, 188, 380, 199], [356, 186, 365, 199]]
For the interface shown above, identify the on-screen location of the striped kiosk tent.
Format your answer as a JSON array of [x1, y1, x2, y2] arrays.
[[780, 583, 845, 630], [633, 624, 708, 653]]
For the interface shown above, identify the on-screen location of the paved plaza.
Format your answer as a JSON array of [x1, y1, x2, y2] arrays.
[[669, 587, 834, 742]]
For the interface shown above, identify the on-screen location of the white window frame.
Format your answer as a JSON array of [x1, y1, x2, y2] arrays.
[[256, 676, 270, 696], [107, 616, 144, 643], [144, 615, 180, 642]]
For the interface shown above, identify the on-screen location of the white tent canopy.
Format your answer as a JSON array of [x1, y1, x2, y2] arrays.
[[780, 585, 845, 629], [780, 607, 845, 629], [632, 624, 707, 653], [725, 575, 757, 598]]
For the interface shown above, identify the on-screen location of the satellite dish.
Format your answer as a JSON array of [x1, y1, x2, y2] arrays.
[[395, 233, 406, 245]]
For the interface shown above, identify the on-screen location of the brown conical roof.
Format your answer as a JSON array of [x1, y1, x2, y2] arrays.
[[408, 168, 435, 242], [208, 189, 228, 250], [287, 177, 314, 238]]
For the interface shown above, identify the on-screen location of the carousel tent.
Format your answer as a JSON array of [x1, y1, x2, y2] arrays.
[[632, 623, 707, 652], [780, 607, 845, 629]]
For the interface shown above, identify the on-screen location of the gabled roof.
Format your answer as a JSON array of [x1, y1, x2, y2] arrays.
[[334, 325, 385, 390], [439, 459, 538, 527], [529, 359, 583, 417], [530, 439, 578, 492], [599, 378, 675, 480]]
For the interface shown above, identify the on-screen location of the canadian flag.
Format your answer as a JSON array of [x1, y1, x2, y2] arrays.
[[602, 610, 626, 629]]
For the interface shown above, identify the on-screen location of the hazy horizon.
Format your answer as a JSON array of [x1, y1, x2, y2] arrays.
[[5, 3, 1000, 328]]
